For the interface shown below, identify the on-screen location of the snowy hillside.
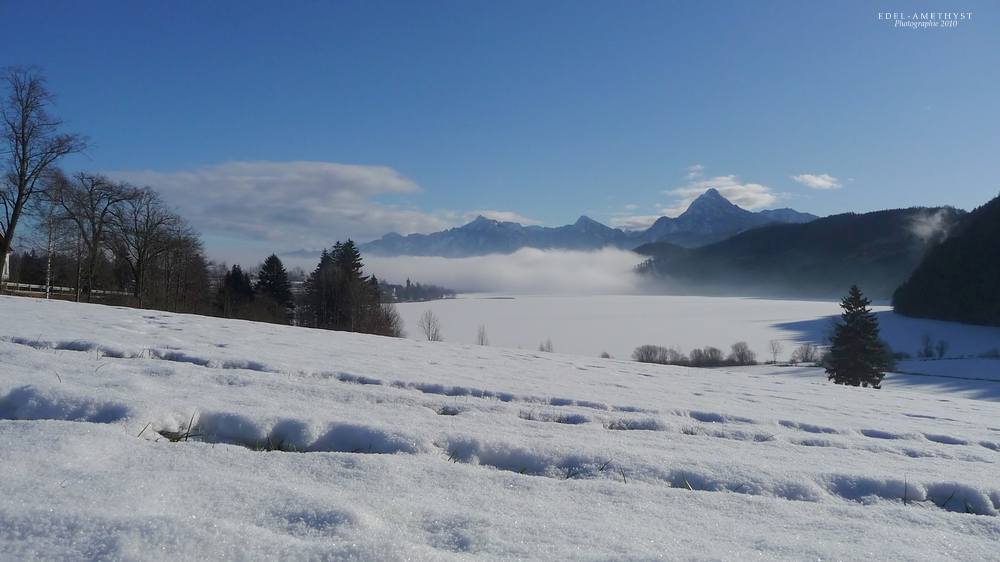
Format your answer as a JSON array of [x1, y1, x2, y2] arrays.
[[3, 295, 1000, 560]]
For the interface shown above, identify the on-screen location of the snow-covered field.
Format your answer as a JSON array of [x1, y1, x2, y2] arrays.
[[3, 294, 1000, 560]]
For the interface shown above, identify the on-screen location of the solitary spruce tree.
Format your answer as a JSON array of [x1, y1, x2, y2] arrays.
[[826, 285, 887, 389], [256, 254, 294, 310]]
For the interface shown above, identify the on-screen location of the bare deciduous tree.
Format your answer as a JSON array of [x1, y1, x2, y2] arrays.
[[935, 339, 950, 358], [918, 331, 935, 358], [54, 173, 134, 301], [148, 228, 211, 313], [539, 338, 553, 353], [476, 325, 489, 346], [727, 341, 757, 365], [767, 339, 784, 364], [107, 186, 184, 307], [1, 66, 87, 280], [418, 309, 443, 341]]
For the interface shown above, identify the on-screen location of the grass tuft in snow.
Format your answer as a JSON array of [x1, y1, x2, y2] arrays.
[[156, 413, 201, 442]]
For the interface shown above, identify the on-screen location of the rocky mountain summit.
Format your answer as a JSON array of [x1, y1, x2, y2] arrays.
[[357, 189, 817, 257]]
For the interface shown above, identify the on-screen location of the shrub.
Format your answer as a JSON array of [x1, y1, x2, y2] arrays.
[[689, 346, 724, 367], [979, 347, 1000, 359], [727, 341, 757, 365], [631, 345, 687, 365], [790, 343, 820, 364], [633, 344, 669, 364]]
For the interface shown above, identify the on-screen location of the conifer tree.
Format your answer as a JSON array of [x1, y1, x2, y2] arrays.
[[216, 264, 254, 318], [252, 254, 294, 324], [256, 254, 293, 310], [826, 285, 887, 388], [334, 239, 364, 279], [300, 242, 404, 336]]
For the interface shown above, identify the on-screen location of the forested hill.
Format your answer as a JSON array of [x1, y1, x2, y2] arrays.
[[893, 193, 1000, 326], [635, 207, 966, 300]]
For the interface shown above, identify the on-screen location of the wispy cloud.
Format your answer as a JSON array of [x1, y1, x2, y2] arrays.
[[605, 173, 778, 229], [685, 164, 706, 180], [908, 208, 953, 245], [791, 174, 842, 190], [608, 215, 664, 230], [105, 161, 537, 256], [663, 175, 777, 216]]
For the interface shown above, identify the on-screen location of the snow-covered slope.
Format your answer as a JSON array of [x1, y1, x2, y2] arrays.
[[2, 295, 1000, 560]]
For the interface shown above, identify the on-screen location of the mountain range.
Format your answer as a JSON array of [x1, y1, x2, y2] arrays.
[[357, 189, 818, 257], [635, 206, 968, 300]]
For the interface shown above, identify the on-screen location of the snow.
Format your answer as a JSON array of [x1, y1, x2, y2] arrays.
[[395, 294, 1000, 368], [3, 294, 1000, 560]]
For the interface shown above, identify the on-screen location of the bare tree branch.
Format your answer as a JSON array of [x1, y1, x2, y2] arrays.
[[1, 66, 87, 275]]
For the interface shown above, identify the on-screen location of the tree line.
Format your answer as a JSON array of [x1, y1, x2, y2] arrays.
[[2, 65, 411, 339], [213, 242, 405, 336], [24, 171, 210, 312]]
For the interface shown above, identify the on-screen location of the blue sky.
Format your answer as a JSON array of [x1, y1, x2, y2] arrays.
[[3, 1, 998, 262]]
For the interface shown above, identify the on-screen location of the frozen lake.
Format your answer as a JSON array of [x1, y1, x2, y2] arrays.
[[396, 294, 1000, 362]]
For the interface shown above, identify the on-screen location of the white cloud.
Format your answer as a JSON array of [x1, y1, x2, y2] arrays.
[[624, 204, 638, 210], [606, 174, 778, 229], [791, 174, 842, 190], [685, 164, 706, 180], [608, 215, 664, 230], [664, 175, 777, 216], [105, 161, 538, 256]]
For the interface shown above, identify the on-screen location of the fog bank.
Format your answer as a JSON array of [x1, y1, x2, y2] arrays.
[[364, 248, 651, 295]]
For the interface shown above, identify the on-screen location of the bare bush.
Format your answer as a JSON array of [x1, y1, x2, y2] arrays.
[[632, 345, 687, 365], [689, 346, 724, 367], [374, 303, 407, 338], [727, 341, 757, 365], [935, 339, 949, 358], [632, 345, 668, 364], [790, 343, 820, 364]]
